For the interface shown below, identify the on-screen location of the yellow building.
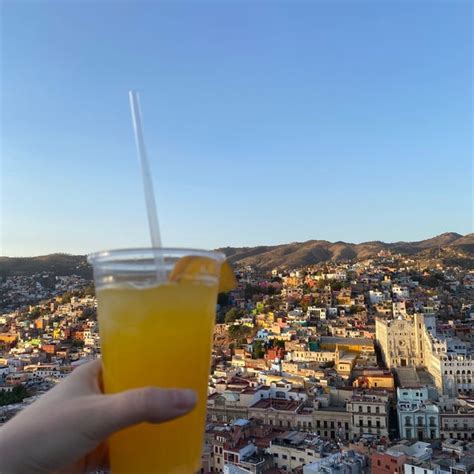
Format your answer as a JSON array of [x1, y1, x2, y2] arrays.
[[352, 370, 395, 390], [319, 336, 374, 354]]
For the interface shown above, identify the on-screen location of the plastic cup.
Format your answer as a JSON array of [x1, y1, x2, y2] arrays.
[[88, 248, 225, 473]]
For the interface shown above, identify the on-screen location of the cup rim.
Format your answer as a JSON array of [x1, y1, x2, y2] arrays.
[[87, 247, 227, 265]]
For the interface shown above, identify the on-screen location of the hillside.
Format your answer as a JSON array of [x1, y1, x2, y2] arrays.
[[217, 232, 474, 270], [1, 233, 472, 276], [0, 254, 91, 278]]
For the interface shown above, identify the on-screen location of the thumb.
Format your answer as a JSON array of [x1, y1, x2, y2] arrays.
[[88, 387, 197, 441]]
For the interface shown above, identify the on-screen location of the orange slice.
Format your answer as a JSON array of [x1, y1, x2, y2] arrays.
[[169, 256, 237, 293]]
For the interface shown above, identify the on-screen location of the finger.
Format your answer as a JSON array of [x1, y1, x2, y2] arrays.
[[44, 359, 103, 400], [88, 387, 197, 440], [71, 359, 103, 392]]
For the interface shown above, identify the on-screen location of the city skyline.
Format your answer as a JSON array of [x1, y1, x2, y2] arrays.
[[1, 1, 472, 257]]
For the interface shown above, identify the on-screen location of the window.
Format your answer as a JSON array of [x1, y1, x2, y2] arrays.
[[411, 467, 415, 474], [300, 458, 305, 462], [291, 456, 296, 461], [273, 453, 279, 458], [376, 420, 380, 428], [376, 406, 380, 414], [377, 460, 381, 466], [282, 454, 288, 460], [406, 429, 412, 439], [406, 417, 412, 427], [367, 406, 371, 414], [358, 406, 362, 413]]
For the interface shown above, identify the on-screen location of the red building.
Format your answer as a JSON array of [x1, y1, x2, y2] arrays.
[[371, 450, 406, 474], [42, 343, 57, 355], [265, 347, 285, 361]]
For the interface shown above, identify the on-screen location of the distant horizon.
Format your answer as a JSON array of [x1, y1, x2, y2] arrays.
[[2, 230, 471, 259]]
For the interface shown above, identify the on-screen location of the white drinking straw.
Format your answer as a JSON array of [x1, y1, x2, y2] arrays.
[[128, 90, 165, 281]]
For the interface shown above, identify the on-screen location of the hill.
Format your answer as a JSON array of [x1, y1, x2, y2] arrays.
[[1, 233, 472, 276], [0, 254, 91, 279], [217, 232, 474, 270]]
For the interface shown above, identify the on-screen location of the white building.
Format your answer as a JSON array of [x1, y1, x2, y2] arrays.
[[266, 433, 321, 472], [347, 391, 390, 440], [392, 285, 410, 300], [397, 387, 440, 441], [307, 307, 326, 320], [369, 290, 385, 304], [303, 451, 366, 474]]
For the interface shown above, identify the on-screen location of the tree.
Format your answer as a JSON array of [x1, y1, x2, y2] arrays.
[[274, 340, 286, 349], [217, 293, 230, 306], [61, 292, 73, 304], [28, 308, 41, 320], [0, 384, 29, 406], [252, 340, 265, 359], [225, 308, 244, 324], [228, 325, 251, 341]]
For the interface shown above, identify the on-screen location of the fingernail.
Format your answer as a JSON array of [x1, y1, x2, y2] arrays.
[[174, 389, 197, 410]]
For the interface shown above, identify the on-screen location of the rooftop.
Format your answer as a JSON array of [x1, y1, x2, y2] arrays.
[[250, 398, 302, 412], [320, 336, 373, 346]]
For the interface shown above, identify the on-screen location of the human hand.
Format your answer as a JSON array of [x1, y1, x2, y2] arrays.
[[0, 359, 197, 473]]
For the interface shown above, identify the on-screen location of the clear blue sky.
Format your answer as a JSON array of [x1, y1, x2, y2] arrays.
[[1, 1, 472, 257]]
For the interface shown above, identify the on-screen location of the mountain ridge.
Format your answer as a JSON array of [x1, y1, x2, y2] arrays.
[[1, 233, 472, 275], [217, 232, 473, 270]]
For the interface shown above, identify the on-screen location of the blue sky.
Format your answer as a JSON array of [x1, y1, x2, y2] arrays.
[[1, 1, 472, 257]]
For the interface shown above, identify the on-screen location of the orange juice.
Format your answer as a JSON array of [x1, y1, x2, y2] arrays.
[[97, 281, 218, 473]]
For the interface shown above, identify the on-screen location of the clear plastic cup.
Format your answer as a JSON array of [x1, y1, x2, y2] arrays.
[[88, 248, 225, 473]]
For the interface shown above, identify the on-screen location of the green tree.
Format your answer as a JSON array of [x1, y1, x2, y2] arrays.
[[228, 325, 251, 341], [225, 308, 244, 323], [0, 384, 29, 406], [28, 308, 41, 319], [252, 340, 265, 359], [274, 339, 286, 349]]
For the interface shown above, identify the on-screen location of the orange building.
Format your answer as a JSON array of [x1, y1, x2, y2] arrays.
[[353, 369, 394, 390], [0, 333, 18, 347], [42, 343, 58, 355], [35, 318, 44, 330]]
